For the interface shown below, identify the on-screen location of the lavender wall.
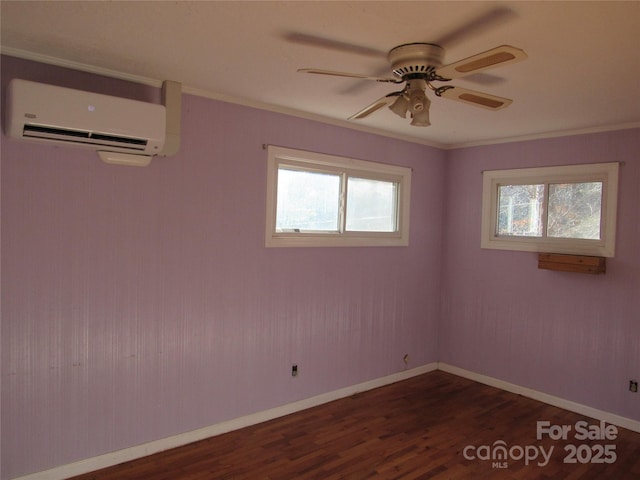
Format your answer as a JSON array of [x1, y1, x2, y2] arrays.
[[440, 130, 640, 421], [0, 56, 445, 479]]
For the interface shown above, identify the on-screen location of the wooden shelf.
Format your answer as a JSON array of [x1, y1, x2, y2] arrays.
[[538, 253, 606, 274]]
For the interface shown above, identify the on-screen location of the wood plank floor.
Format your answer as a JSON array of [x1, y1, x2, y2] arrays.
[[68, 371, 640, 479]]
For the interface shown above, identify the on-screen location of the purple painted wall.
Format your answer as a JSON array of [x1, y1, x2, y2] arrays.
[[1, 56, 444, 479], [440, 131, 640, 421]]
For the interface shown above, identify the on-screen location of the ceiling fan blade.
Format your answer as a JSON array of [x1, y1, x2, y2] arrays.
[[438, 86, 513, 110], [298, 68, 400, 83], [432, 6, 517, 47], [349, 93, 402, 120], [341, 65, 398, 95], [461, 72, 506, 86], [282, 32, 386, 58], [435, 45, 527, 79]]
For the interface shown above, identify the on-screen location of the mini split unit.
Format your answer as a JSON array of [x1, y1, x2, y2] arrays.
[[5, 78, 181, 166]]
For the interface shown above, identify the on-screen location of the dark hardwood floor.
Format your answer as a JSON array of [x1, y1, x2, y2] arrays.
[[68, 371, 640, 479]]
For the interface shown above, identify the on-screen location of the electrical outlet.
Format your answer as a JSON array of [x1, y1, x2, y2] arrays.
[[291, 364, 298, 377], [630, 380, 638, 393]]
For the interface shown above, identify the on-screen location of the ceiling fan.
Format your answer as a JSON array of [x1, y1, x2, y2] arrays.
[[288, 8, 527, 127]]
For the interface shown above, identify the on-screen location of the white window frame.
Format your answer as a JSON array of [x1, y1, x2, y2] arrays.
[[481, 162, 619, 257], [266, 146, 411, 248]]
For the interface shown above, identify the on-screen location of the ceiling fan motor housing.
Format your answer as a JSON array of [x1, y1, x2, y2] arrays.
[[388, 43, 444, 78]]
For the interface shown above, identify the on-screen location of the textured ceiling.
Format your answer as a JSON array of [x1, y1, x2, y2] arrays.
[[1, 1, 639, 148]]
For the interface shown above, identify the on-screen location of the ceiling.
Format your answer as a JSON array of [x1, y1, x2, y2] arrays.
[[2, 1, 639, 149]]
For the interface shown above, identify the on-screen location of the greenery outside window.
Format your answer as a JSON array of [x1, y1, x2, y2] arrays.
[[266, 146, 411, 247], [481, 162, 619, 257]]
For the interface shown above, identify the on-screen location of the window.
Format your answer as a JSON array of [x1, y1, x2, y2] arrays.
[[481, 162, 619, 257], [266, 146, 411, 247]]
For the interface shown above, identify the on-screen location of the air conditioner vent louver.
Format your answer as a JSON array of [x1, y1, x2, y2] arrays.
[[23, 124, 148, 150]]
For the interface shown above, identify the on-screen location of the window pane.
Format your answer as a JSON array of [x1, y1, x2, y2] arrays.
[[346, 177, 398, 232], [482, 163, 618, 256], [276, 168, 340, 232], [547, 182, 602, 239], [497, 184, 544, 237]]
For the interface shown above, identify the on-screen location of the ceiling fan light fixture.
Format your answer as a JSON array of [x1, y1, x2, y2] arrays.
[[410, 108, 431, 127], [408, 89, 429, 113], [409, 92, 430, 127], [389, 94, 409, 118]]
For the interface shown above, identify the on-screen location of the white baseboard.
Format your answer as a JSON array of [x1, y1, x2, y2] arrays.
[[438, 363, 640, 434], [13, 363, 438, 480]]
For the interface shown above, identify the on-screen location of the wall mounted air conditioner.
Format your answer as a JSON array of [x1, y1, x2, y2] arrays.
[[6, 79, 168, 163]]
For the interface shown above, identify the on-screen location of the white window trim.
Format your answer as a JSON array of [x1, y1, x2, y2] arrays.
[[481, 162, 619, 257], [266, 146, 411, 248]]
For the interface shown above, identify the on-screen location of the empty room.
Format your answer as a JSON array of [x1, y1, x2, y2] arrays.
[[1, 2, 639, 479]]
